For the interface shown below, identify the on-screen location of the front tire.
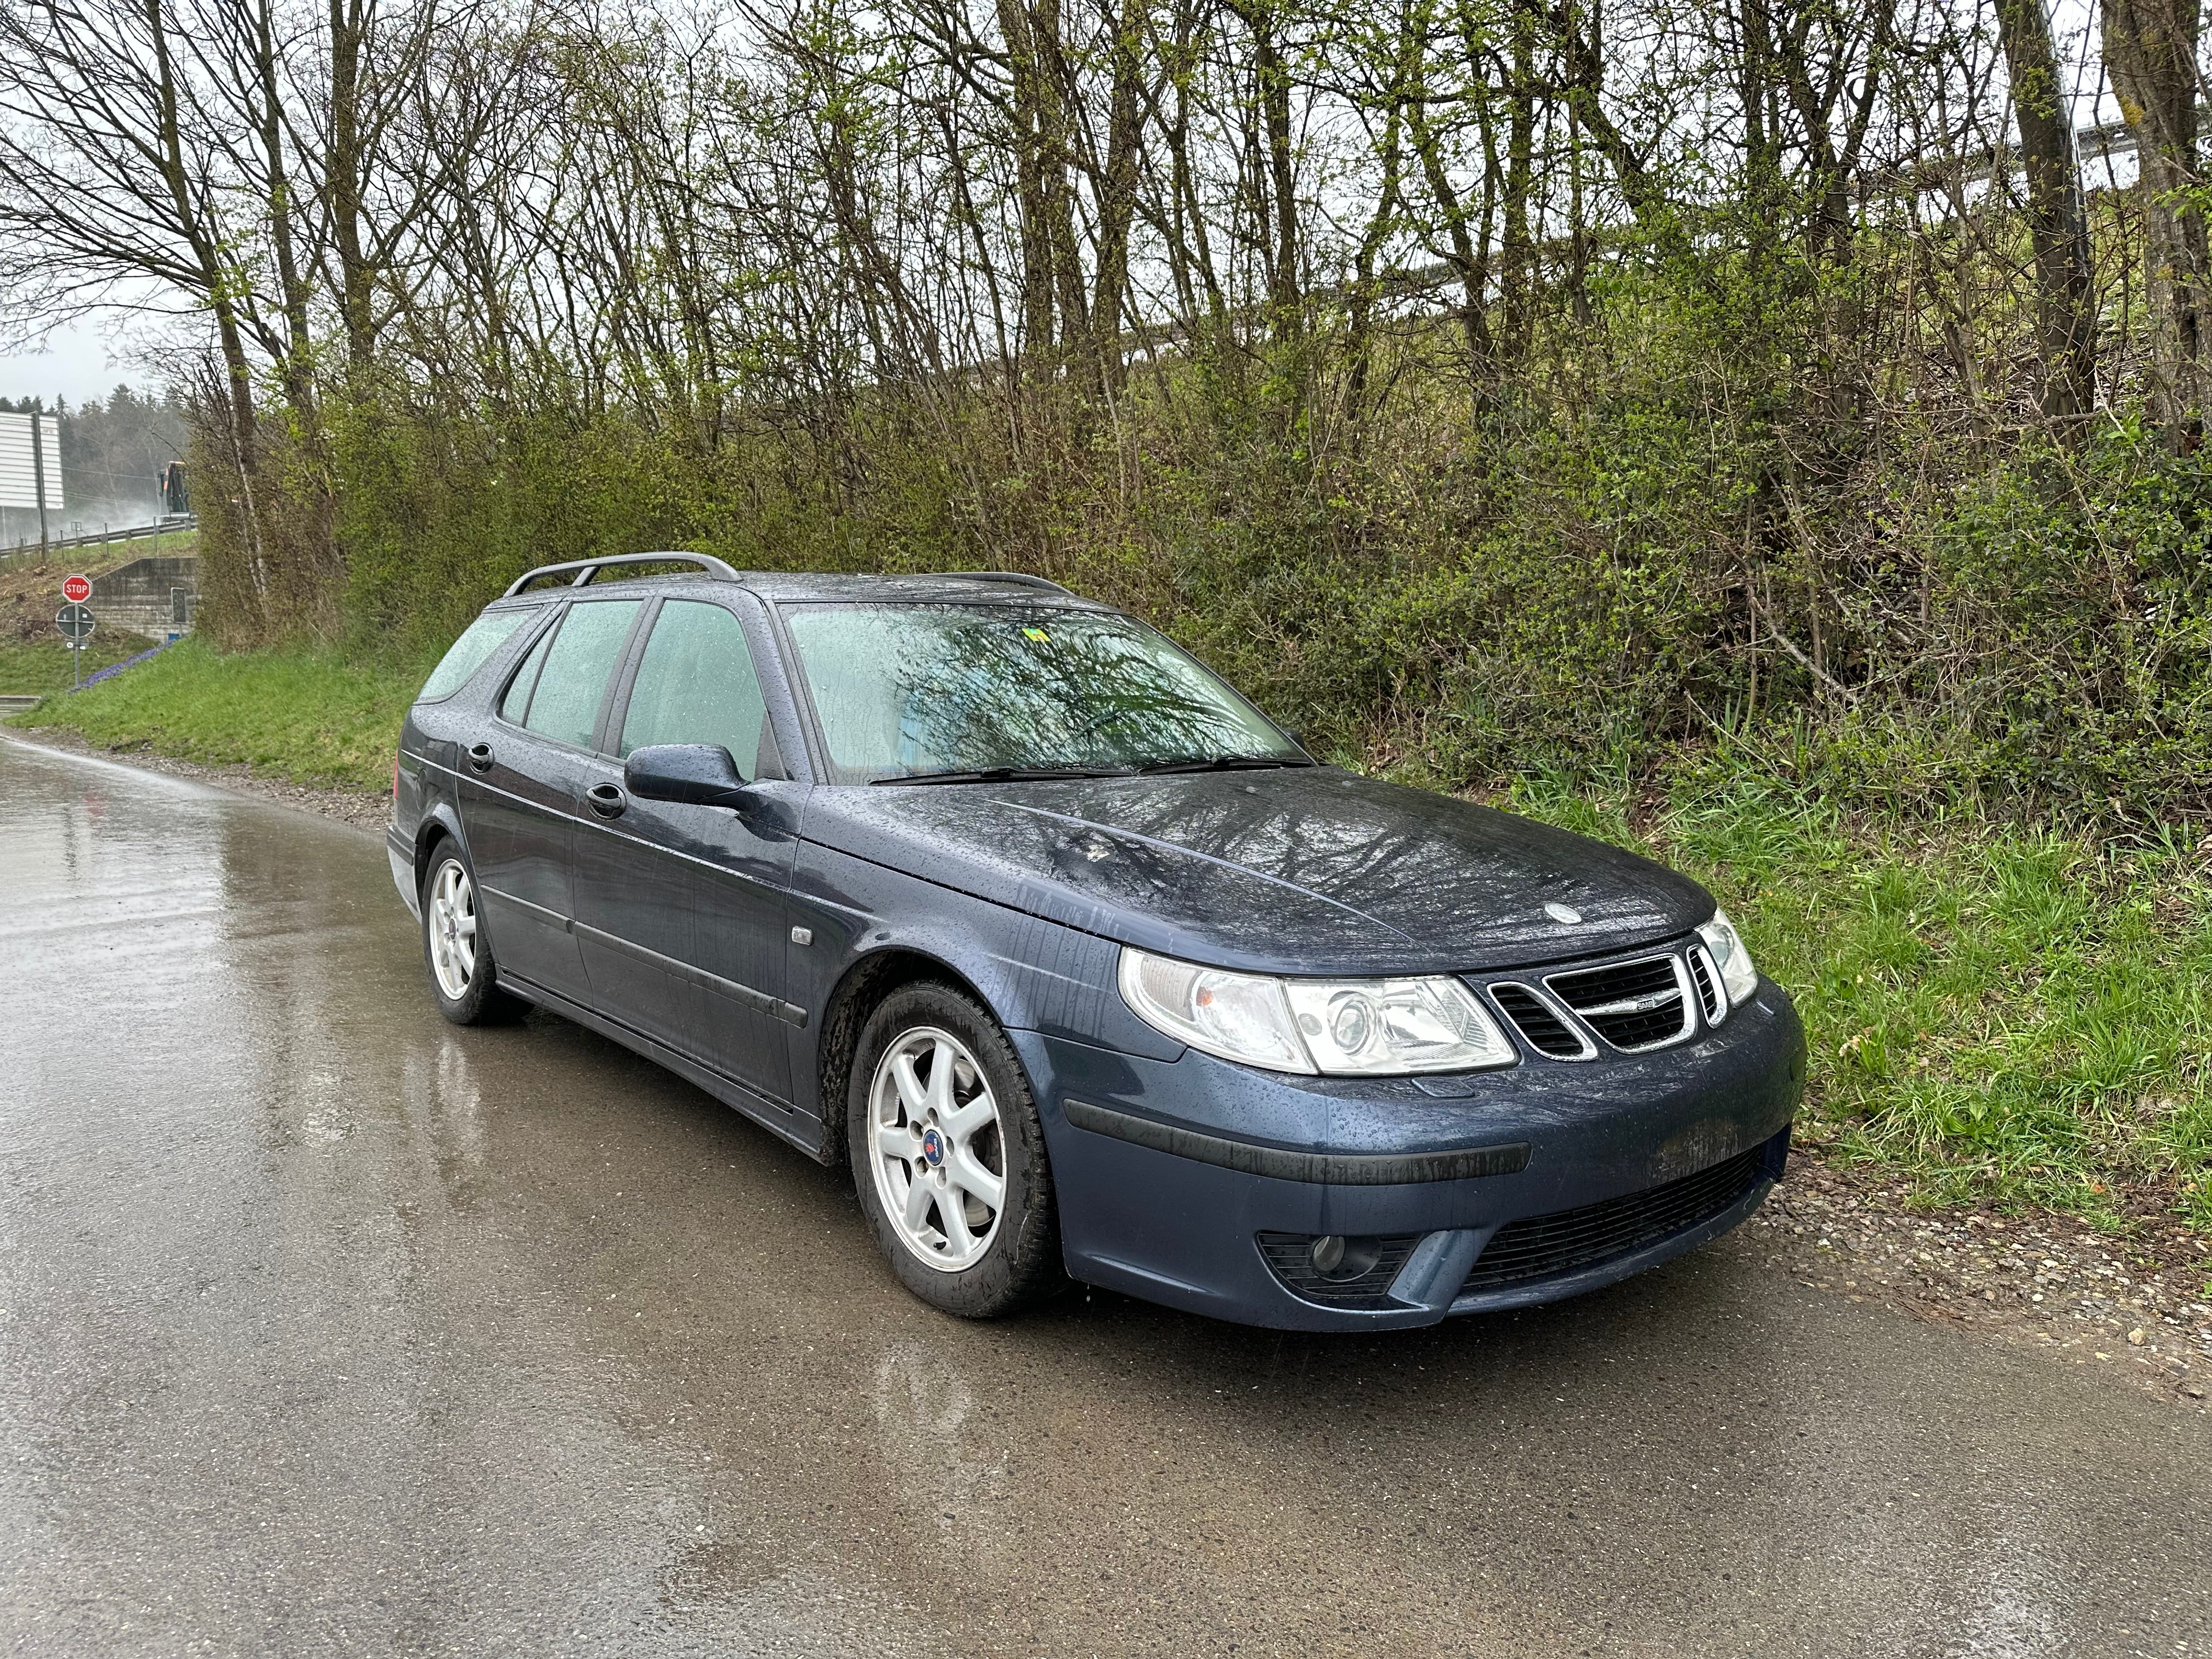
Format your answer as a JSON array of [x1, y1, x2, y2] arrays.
[[848, 982, 1064, 1318], [420, 844, 526, 1026]]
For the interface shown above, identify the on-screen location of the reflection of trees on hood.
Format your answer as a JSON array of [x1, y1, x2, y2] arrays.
[[1089, 778, 1462, 898]]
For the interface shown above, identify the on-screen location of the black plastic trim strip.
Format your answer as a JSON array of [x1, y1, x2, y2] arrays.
[[493, 968, 825, 1163], [1063, 1098, 1529, 1184]]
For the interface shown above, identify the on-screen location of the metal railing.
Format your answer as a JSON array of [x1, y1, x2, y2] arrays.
[[1, 517, 198, 572]]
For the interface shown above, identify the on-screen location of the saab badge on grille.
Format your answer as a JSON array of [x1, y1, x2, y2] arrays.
[[1544, 901, 1583, 925]]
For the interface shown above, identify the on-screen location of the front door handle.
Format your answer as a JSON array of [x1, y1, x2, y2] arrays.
[[585, 782, 627, 820], [467, 743, 494, 774]]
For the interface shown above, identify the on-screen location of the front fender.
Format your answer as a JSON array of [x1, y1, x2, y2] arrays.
[[785, 838, 1182, 1128]]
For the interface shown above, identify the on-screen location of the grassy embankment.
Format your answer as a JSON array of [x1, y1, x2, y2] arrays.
[[12, 639, 2210, 1242], [0, 634, 148, 691], [0, 530, 203, 693], [9, 635, 427, 791]]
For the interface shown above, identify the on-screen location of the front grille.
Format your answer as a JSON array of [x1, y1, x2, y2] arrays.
[[1459, 1148, 1767, 1294], [1488, 983, 1588, 1059], [1545, 953, 1692, 1051], [1257, 1232, 1421, 1308], [1687, 945, 1726, 1024]]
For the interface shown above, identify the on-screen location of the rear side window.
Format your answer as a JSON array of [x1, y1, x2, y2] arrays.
[[418, 609, 530, 702], [511, 599, 643, 749], [618, 601, 770, 772], [500, 622, 556, 724]]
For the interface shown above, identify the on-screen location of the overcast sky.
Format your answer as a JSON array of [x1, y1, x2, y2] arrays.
[[0, 318, 177, 408]]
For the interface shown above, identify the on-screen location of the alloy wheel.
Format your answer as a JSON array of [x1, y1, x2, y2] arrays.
[[866, 1026, 1007, 1271], [427, 860, 478, 999]]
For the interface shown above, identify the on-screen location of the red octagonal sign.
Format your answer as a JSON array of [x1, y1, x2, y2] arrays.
[[61, 574, 91, 603]]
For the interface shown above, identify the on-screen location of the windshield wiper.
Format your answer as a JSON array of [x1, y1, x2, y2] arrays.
[[1135, 753, 1314, 775], [872, 765, 1138, 786]]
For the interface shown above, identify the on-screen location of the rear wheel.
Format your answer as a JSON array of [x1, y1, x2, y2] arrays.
[[848, 982, 1063, 1317], [420, 844, 526, 1026]]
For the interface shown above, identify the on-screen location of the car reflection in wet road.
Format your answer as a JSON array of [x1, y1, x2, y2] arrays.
[[2, 732, 2207, 1657]]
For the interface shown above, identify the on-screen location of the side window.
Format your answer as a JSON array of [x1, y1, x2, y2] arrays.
[[420, 608, 531, 702], [618, 600, 770, 775], [521, 598, 644, 749], [499, 616, 558, 725]]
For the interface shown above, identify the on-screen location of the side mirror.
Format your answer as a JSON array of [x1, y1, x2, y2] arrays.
[[624, 743, 753, 809]]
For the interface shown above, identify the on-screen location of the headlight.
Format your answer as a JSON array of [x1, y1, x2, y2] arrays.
[[1695, 910, 1758, 1007], [1117, 947, 1518, 1076]]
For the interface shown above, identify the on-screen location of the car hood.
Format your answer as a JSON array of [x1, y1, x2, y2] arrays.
[[801, 767, 1714, 977]]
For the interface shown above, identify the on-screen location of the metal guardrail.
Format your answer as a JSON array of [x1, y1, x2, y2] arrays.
[[0, 517, 198, 571]]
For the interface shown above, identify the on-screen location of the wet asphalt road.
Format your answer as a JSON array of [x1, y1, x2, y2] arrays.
[[2, 733, 2208, 1659]]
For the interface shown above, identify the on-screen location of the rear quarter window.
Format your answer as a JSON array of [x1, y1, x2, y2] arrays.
[[417, 608, 533, 702]]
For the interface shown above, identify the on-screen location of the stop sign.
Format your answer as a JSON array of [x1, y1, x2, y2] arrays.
[[61, 574, 91, 603]]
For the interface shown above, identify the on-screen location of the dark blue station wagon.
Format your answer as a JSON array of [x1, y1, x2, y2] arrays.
[[389, 554, 1805, 1330]]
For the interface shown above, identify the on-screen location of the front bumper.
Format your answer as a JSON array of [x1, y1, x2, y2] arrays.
[[1015, 978, 1805, 1331]]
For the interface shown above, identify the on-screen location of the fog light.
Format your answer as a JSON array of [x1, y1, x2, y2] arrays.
[[1256, 1229, 1424, 1309], [1310, 1233, 1383, 1282], [1259, 1231, 1424, 1306]]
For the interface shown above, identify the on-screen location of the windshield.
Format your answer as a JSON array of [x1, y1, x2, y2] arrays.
[[781, 603, 1305, 783]]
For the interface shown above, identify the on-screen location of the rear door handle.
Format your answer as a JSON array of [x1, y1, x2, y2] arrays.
[[585, 782, 627, 820], [467, 743, 494, 774]]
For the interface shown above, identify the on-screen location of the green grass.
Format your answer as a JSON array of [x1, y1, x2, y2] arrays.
[[0, 634, 149, 693], [9, 636, 429, 792], [1504, 763, 2212, 1234]]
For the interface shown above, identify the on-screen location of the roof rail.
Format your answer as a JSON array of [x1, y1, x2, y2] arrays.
[[939, 570, 1075, 595], [503, 551, 741, 599]]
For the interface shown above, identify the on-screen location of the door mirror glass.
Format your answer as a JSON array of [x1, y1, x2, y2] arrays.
[[625, 743, 752, 808]]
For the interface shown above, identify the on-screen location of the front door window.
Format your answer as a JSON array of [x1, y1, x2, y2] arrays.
[[619, 599, 771, 773]]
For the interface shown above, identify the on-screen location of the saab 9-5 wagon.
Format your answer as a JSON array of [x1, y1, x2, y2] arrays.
[[389, 554, 1804, 1330]]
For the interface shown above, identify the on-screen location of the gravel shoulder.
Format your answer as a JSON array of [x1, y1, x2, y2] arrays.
[[15, 724, 2209, 1415], [1745, 1151, 2211, 1413]]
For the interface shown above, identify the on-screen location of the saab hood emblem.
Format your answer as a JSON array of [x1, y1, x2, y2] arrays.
[[1544, 901, 1583, 926]]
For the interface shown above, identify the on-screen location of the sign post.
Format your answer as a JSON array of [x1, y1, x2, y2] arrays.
[[30, 415, 49, 555], [55, 600, 94, 687]]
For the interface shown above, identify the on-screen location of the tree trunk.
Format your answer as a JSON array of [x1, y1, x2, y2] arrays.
[[1091, 0, 1149, 394], [1996, 0, 2097, 424], [1499, 0, 1536, 362], [2102, 0, 2207, 443], [327, 0, 376, 377]]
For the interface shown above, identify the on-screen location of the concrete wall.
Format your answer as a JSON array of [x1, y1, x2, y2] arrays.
[[89, 556, 198, 639]]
